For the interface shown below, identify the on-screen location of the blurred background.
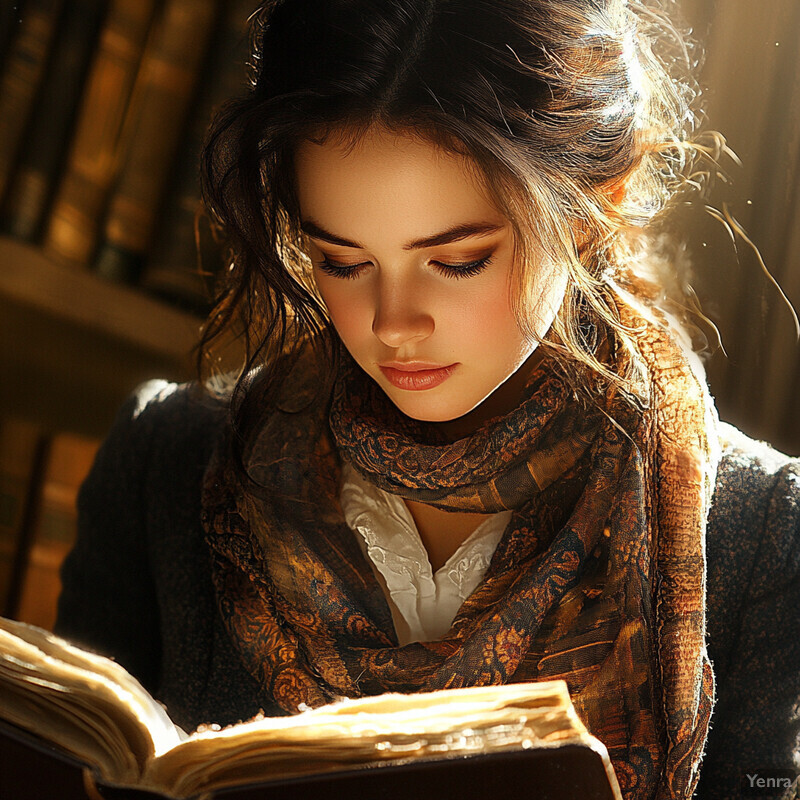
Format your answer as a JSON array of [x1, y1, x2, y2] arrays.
[[0, 0, 797, 631]]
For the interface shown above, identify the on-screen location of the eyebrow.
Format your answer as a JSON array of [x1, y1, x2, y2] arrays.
[[300, 219, 504, 250]]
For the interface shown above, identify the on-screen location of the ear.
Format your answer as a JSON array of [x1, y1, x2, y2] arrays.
[[606, 181, 627, 208], [601, 180, 630, 226]]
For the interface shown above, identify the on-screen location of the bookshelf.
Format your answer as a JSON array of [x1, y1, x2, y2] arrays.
[[0, 0, 253, 440], [0, 0, 252, 631], [0, 237, 203, 439], [0, 237, 206, 625]]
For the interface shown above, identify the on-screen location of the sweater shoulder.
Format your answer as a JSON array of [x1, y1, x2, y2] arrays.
[[108, 379, 229, 464], [77, 380, 230, 531], [705, 421, 800, 680], [122, 378, 228, 432], [699, 427, 800, 797], [711, 421, 800, 579], [716, 420, 797, 477], [709, 421, 800, 593]]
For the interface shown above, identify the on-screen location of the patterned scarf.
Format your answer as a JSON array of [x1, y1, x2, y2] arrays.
[[201, 296, 720, 800]]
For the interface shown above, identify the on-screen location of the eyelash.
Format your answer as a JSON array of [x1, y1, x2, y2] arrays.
[[314, 255, 494, 281]]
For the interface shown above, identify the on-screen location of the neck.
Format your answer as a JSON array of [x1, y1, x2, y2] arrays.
[[402, 497, 495, 572], [429, 346, 546, 442]]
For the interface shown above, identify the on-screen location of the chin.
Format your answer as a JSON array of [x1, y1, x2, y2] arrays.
[[402, 407, 469, 423], [381, 389, 476, 423]]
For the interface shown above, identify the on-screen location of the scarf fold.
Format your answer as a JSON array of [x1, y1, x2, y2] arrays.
[[201, 296, 720, 800]]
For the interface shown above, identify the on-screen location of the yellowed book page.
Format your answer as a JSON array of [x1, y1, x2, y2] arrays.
[[143, 682, 602, 798], [0, 618, 183, 782], [0, 618, 619, 800]]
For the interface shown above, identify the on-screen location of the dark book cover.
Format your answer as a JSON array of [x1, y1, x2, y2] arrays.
[[0, 0, 64, 200], [0, 1, 26, 74], [93, 0, 218, 286], [0, 419, 47, 617], [0, 620, 622, 800], [42, 0, 158, 268], [0, 0, 108, 242], [0, 718, 621, 800], [139, 0, 257, 315]]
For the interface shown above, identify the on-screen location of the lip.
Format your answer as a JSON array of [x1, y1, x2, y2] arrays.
[[379, 363, 458, 391], [379, 360, 453, 372]]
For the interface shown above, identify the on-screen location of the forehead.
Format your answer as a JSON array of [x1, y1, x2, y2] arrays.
[[293, 126, 504, 238]]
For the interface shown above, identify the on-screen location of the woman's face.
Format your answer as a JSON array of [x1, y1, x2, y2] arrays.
[[294, 125, 567, 437]]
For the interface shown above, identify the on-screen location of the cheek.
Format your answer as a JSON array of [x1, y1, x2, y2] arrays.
[[316, 280, 371, 340], [437, 273, 519, 345]]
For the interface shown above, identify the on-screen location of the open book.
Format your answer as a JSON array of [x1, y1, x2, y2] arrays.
[[0, 617, 622, 799]]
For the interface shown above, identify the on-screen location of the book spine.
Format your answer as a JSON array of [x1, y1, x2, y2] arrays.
[[140, 0, 254, 314], [0, 0, 108, 242], [0, 0, 65, 201], [14, 432, 100, 631], [0, 418, 46, 617], [0, 2, 26, 73], [41, 0, 158, 268], [93, 0, 218, 285]]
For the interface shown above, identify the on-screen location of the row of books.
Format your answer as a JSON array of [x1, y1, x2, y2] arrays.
[[0, 415, 100, 631], [0, 0, 256, 316]]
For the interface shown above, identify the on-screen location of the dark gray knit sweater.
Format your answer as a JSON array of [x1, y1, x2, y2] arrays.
[[54, 380, 800, 800]]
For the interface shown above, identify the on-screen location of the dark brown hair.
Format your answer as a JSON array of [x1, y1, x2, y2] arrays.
[[199, 0, 711, 475]]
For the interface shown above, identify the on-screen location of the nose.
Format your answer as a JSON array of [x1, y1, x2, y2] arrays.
[[371, 275, 435, 348]]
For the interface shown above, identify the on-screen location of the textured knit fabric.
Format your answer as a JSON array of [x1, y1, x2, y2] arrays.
[[55, 380, 800, 800], [200, 304, 717, 800], [340, 458, 512, 645]]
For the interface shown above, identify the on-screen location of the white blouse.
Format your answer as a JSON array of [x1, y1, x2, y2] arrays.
[[339, 459, 512, 646]]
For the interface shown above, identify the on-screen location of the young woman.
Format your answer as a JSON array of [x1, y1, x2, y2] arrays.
[[55, 1, 800, 799]]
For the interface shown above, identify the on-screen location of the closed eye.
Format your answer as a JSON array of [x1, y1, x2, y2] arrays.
[[314, 258, 369, 280], [315, 255, 494, 281], [433, 255, 493, 279]]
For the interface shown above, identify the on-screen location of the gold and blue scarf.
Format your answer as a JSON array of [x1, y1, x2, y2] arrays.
[[201, 297, 720, 800]]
